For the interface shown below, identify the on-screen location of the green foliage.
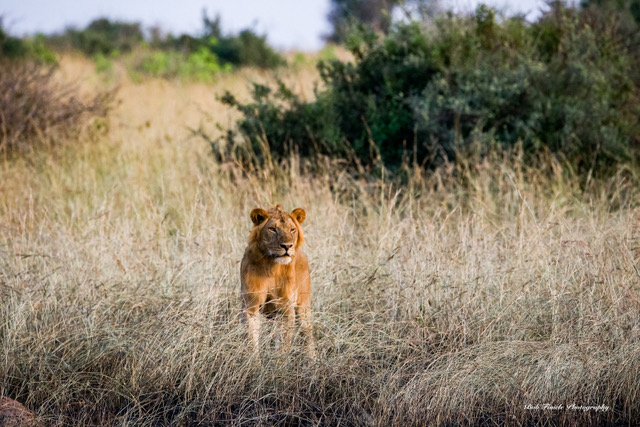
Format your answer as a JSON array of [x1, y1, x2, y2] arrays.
[[210, 29, 285, 69], [134, 50, 177, 77], [327, 0, 439, 42], [51, 18, 144, 56], [94, 53, 115, 75], [182, 44, 233, 80], [291, 46, 339, 70], [153, 14, 284, 70], [327, 0, 397, 43], [318, 45, 338, 61], [41, 15, 283, 73], [581, 0, 640, 23], [0, 22, 57, 63], [51, 14, 280, 82], [129, 39, 232, 82], [28, 34, 58, 64], [220, 82, 342, 164], [224, 2, 640, 179]]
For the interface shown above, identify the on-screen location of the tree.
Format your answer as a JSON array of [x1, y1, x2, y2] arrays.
[[326, 0, 439, 42], [326, 0, 396, 42], [580, 0, 640, 22]]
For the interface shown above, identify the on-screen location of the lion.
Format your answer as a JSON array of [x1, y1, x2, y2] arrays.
[[240, 204, 315, 356]]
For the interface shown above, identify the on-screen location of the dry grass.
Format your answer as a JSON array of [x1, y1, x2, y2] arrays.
[[1, 56, 639, 426], [0, 60, 113, 156]]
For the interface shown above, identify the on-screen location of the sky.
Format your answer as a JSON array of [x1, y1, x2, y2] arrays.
[[2, 0, 549, 51]]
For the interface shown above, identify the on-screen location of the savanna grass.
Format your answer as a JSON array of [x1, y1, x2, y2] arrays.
[[1, 56, 639, 426]]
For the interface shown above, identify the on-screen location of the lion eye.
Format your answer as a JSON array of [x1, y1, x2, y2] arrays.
[[291, 228, 296, 233], [268, 227, 277, 233]]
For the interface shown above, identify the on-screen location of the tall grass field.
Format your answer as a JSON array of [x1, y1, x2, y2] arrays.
[[1, 56, 639, 425]]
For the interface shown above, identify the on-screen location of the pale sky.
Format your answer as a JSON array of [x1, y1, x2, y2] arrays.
[[2, 0, 549, 51]]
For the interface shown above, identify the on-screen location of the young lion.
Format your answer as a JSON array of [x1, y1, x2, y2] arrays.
[[240, 204, 315, 356]]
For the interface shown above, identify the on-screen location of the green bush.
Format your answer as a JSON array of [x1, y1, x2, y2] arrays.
[[212, 30, 284, 69], [158, 30, 284, 70], [129, 39, 231, 82], [1, 22, 57, 63], [47, 18, 143, 56], [220, 82, 343, 165], [147, 14, 283, 70], [222, 2, 640, 178], [94, 52, 115, 76], [199, 13, 284, 69], [181, 44, 232, 81]]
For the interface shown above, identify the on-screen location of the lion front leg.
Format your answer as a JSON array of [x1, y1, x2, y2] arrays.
[[246, 311, 261, 352], [277, 304, 296, 353], [297, 305, 316, 358], [241, 291, 265, 354]]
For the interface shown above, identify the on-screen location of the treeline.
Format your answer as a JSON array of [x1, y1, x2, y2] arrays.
[[222, 1, 640, 180], [46, 15, 284, 70], [0, 13, 284, 81]]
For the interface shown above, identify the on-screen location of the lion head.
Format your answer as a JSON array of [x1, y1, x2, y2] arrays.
[[249, 204, 306, 265]]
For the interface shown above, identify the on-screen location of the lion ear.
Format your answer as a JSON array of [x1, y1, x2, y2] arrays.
[[291, 208, 306, 224], [250, 208, 269, 225]]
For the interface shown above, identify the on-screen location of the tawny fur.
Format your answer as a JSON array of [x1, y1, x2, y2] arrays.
[[240, 204, 315, 356]]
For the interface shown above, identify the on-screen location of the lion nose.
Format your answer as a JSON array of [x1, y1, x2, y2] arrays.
[[281, 244, 293, 251]]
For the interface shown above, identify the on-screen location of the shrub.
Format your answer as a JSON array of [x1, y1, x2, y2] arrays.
[[129, 40, 231, 82], [46, 18, 143, 56], [0, 62, 114, 155], [219, 82, 343, 168], [132, 50, 179, 78], [212, 30, 285, 69], [156, 14, 285, 70], [94, 52, 115, 76], [1, 21, 57, 63], [180, 43, 232, 81], [222, 3, 640, 179]]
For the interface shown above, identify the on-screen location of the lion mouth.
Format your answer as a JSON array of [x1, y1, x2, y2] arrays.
[[272, 250, 292, 258], [274, 253, 291, 259]]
